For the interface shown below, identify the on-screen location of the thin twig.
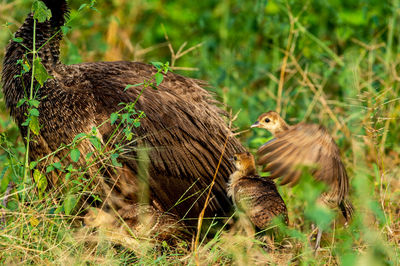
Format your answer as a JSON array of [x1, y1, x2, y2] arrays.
[[194, 134, 230, 265], [276, 11, 295, 113]]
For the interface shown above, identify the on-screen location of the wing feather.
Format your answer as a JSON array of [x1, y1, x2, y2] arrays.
[[257, 123, 348, 201]]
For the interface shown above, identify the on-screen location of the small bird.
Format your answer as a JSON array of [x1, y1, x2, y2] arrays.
[[251, 111, 353, 250], [227, 152, 288, 230]]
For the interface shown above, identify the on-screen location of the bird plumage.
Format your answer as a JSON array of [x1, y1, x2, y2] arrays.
[[251, 111, 353, 249], [252, 111, 353, 220], [227, 152, 288, 229], [2, 0, 245, 233], [84, 205, 189, 244]]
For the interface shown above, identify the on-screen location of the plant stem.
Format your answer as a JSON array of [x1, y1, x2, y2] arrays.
[[22, 19, 37, 203]]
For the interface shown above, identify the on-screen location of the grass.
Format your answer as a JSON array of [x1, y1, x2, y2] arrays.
[[0, 0, 399, 264]]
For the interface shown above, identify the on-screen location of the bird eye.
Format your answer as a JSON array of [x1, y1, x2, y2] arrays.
[[265, 118, 270, 123], [233, 155, 237, 161]]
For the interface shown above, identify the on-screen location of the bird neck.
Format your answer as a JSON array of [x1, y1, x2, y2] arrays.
[[2, 1, 68, 122], [271, 119, 290, 136], [227, 164, 257, 199], [231, 165, 257, 182]]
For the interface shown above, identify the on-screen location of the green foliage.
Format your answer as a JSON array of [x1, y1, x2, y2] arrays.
[[33, 57, 52, 86], [32, 0, 51, 23]]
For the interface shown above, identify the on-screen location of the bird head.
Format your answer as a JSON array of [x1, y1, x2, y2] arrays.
[[251, 111, 289, 136], [231, 152, 256, 174]]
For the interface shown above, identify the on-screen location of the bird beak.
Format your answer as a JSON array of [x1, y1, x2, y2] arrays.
[[229, 157, 234, 161], [250, 121, 259, 128]]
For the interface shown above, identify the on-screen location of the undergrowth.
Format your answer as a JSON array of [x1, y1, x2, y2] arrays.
[[0, 0, 399, 265]]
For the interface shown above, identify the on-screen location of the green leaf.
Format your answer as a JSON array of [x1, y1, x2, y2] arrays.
[[110, 112, 118, 125], [33, 58, 52, 86], [64, 195, 77, 215], [28, 99, 40, 108], [65, 172, 71, 181], [61, 25, 70, 35], [29, 108, 39, 117], [21, 59, 31, 74], [154, 72, 164, 86], [133, 121, 141, 128], [111, 153, 122, 167], [29, 161, 38, 169], [162, 62, 170, 73], [85, 152, 94, 160], [78, 3, 87, 11], [46, 165, 54, 173], [89, 137, 101, 150], [0, 167, 10, 192], [151, 61, 163, 69], [52, 161, 62, 170], [17, 99, 26, 108], [33, 169, 47, 194], [73, 132, 87, 142], [29, 116, 40, 135], [91, 194, 102, 203], [124, 83, 143, 91], [22, 117, 30, 127], [66, 164, 75, 172], [12, 37, 23, 43], [32, 1, 52, 23], [70, 149, 80, 162], [125, 130, 133, 141], [121, 113, 130, 123]]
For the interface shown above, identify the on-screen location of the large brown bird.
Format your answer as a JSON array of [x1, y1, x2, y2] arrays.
[[227, 152, 288, 230], [251, 111, 353, 249], [1, 0, 245, 236]]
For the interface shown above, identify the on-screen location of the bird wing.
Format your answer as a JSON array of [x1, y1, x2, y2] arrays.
[[257, 123, 348, 200]]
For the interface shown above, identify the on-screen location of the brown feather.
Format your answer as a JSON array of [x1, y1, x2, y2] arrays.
[[253, 111, 352, 220], [1, 1, 245, 236]]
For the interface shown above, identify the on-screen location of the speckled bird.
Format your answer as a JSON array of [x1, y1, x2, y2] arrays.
[[227, 152, 288, 230]]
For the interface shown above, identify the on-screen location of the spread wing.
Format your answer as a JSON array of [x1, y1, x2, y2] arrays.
[[256, 123, 348, 202]]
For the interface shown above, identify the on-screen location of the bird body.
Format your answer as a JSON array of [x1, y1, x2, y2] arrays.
[[251, 111, 353, 218], [2, 0, 245, 232], [251, 111, 353, 248], [227, 152, 288, 229]]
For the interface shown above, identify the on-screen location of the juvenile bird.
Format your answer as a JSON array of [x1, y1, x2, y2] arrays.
[[227, 152, 288, 230], [251, 111, 353, 249]]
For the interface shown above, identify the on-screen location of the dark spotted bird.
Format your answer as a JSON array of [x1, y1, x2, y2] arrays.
[[227, 152, 288, 230], [251, 111, 353, 249], [2, 0, 245, 237]]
